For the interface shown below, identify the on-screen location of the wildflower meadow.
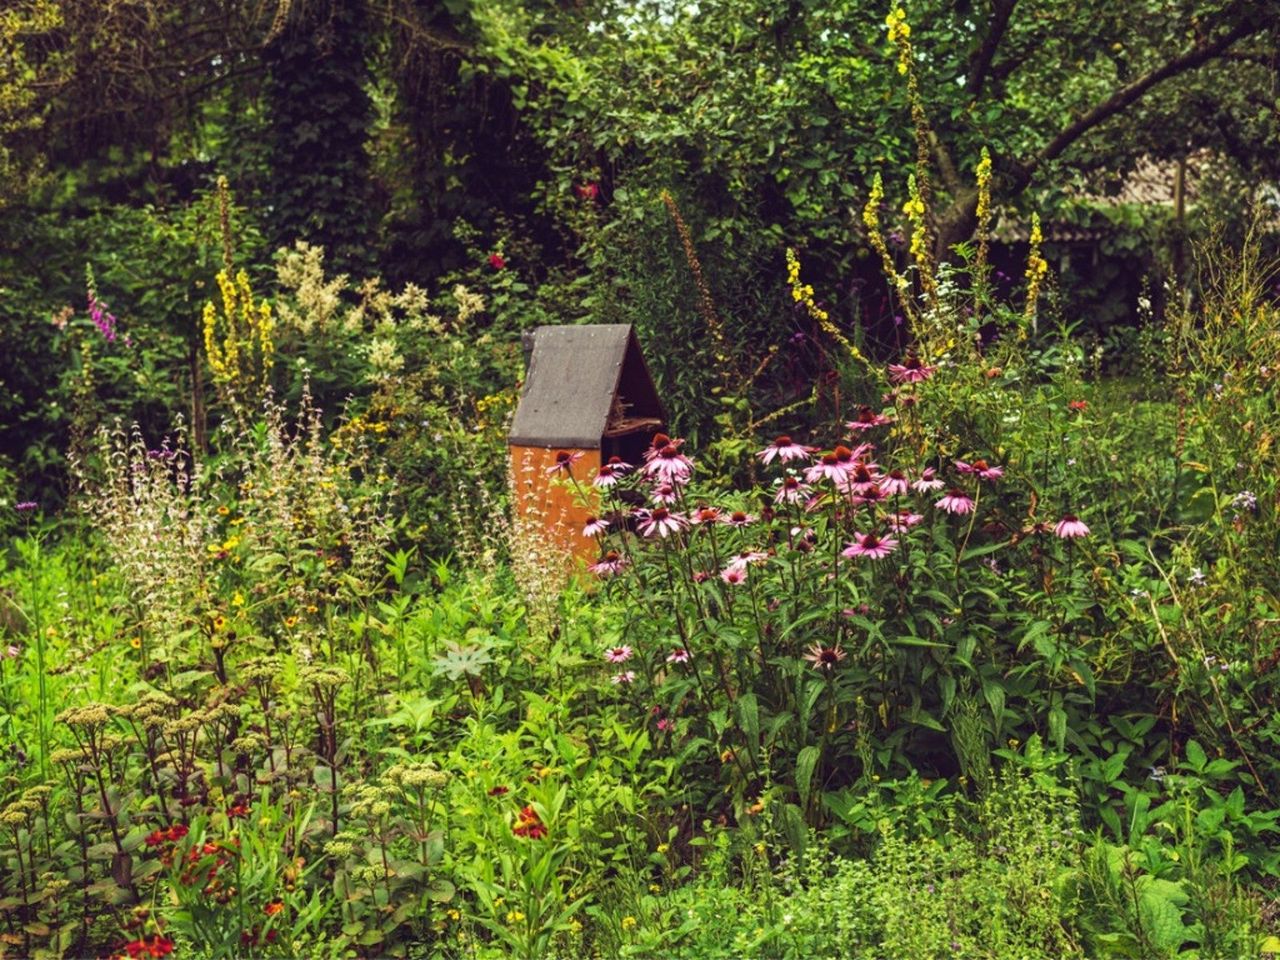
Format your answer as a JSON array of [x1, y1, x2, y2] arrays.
[[3, 1, 1280, 958]]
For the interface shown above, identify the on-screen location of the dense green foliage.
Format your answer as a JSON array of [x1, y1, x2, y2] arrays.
[[3, 0, 1280, 957]]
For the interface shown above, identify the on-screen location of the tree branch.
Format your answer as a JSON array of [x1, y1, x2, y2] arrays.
[[1022, 13, 1264, 180], [966, 0, 1018, 101]]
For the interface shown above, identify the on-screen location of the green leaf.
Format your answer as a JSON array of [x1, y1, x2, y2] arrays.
[[795, 745, 820, 808]]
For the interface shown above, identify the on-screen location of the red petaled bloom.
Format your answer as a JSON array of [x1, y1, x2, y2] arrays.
[[576, 182, 600, 201], [488, 785, 510, 796], [123, 935, 175, 959], [488, 253, 506, 270], [226, 801, 250, 820], [513, 805, 548, 839], [264, 901, 284, 917], [1069, 400, 1088, 411]]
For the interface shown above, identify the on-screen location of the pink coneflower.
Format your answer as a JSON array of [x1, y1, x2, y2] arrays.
[[692, 570, 711, 583], [846, 406, 894, 432], [656, 717, 673, 731], [720, 567, 747, 585], [757, 435, 813, 465], [955, 458, 1004, 481], [774, 476, 811, 505], [604, 645, 634, 663], [840, 461, 882, 496], [842, 532, 899, 560], [610, 671, 637, 684], [690, 505, 723, 526], [643, 444, 694, 484], [667, 647, 691, 664], [583, 516, 610, 538], [912, 467, 945, 493], [850, 485, 888, 507], [804, 643, 847, 671], [723, 510, 756, 528], [935, 489, 975, 515], [546, 450, 585, 475], [887, 353, 938, 384], [725, 550, 769, 573], [642, 433, 678, 459], [594, 460, 633, 487], [588, 551, 629, 577], [879, 469, 910, 496], [649, 481, 680, 505], [1054, 515, 1090, 539], [636, 507, 687, 538], [888, 510, 924, 531]]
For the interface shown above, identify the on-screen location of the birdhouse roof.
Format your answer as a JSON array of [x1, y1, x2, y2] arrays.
[[509, 324, 665, 448]]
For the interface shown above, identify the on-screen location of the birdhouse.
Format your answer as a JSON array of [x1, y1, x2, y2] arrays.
[[508, 324, 666, 559]]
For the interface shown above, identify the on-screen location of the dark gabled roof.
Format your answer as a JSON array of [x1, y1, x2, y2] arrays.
[[509, 324, 665, 448]]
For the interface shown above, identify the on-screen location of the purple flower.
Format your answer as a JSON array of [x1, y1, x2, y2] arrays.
[[14, 502, 38, 512]]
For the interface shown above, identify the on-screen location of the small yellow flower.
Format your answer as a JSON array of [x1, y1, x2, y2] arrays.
[[217, 505, 230, 516], [232, 592, 245, 607], [505, 909, 525, 924], [129, 637, 142, 650], [305, 605, 318, 614], [284, 616, 299, 629], [621, 916, 637, 930], [213, 616, 227, 632], [649, 883, 662, 894], [656, 843, 669, 854], [446, 909, 461, 922]]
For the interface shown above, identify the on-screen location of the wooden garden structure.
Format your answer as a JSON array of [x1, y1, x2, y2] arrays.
[[508, 324, 666, 560]]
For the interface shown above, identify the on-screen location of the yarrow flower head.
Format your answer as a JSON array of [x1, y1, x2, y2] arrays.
[[936, 489, 975, 515], [1053, 515, 1090, 539], [757, 435, 813, 465]]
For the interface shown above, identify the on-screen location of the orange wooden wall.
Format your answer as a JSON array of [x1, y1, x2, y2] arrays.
[[509, 445, 601, 562]]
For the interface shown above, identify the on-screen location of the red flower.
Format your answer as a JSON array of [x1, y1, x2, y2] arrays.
[[576, 182, 600, 201], [123, 935, 174, 959], [513, 804, 548, 839], [264, 900, 284, 917], [1068, 400, 1088, 411], [488, 785, 510, 797], [488, 253, 506, 270], [226, 801, 250, 820]]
